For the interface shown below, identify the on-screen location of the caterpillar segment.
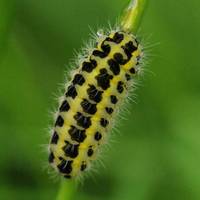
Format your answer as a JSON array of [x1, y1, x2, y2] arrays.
[[48, 30, 143, 178]]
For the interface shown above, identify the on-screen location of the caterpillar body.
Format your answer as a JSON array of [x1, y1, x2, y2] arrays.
[[48, 30, 143, 179]]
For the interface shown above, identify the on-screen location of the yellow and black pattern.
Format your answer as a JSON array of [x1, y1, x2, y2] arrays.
[[48, 31, 143, 179]]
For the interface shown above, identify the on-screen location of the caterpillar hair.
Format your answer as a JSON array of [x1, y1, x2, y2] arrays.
[[48, 0, 146, 179]]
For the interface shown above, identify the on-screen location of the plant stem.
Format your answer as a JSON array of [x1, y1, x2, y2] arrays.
[[56, 180, 76, 200], [120, 0, 148, 33]]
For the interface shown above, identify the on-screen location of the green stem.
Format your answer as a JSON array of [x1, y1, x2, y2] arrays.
[[56, 180, 76, 200], [120, 0, 148, 33]]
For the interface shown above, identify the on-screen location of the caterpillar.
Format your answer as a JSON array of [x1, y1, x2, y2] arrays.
[[48, 0, 145, 179]]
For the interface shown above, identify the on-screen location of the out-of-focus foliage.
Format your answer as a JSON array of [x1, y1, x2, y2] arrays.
[[0, 0, 200, 200]]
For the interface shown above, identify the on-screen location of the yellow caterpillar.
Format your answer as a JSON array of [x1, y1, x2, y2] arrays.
[[48, 0, 144, 179]]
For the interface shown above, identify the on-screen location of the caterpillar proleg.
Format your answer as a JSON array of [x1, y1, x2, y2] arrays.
[[48, 0, 146, 179]]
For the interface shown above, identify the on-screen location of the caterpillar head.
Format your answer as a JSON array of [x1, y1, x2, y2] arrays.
[[98, 30, 143, 75]]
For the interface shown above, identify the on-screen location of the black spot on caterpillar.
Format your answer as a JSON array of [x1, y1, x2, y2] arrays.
[[95, 68, 113, 90], [48, 152, 55, 163], [51, 131, 59, 144], [94, 132, 102, 141], [82, 59, 97, 72], [105, 107, 114, 115], [110, 95, 118, 104], [55, 115, 64, 127], [48, 30, 143, 179], [59, 100, 70, 112], [74, 112, 91, 129], [65, 85, 77, 99], [57, 158, 73, 174], [87, 147, 94, 157], [63, 141, 79, 158], [117, 81, 124, 94], [100, 118, 109, 127], [81, 99, 97, 115], [108, 59, 120, 75], [72, 74, 85, 86], [87, 84, 103, 103], [68, 126, 86, 143]]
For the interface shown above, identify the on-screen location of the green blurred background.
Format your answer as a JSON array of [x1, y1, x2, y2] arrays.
[[0, 0, 200, 199]]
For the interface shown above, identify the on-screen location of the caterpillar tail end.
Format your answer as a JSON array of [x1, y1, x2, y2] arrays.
[[120, 0, 147, 33]]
